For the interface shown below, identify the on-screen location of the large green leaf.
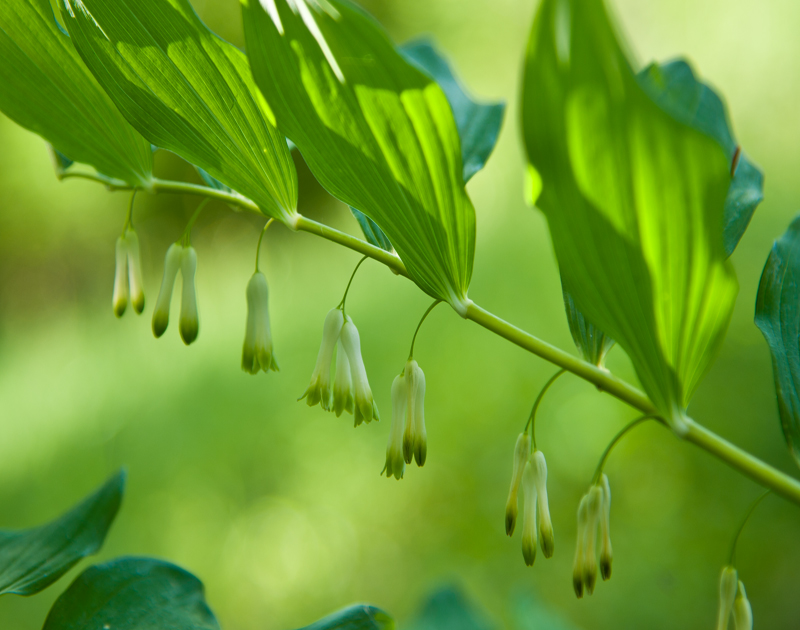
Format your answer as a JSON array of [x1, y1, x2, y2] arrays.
[[0, 471, 124, 596], [522, 0, 737, 430], [350, 39, 505, 253], [636, 59, 764, 256], [61, 0, 298, 223], [297, 605, 393, 630], [241, 0, 475, 311], [42, 557, 219, 630], [0, 0, 152, 186], [755, 215, 800, 469]]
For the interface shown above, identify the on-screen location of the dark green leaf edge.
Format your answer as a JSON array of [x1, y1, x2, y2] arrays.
[[297, 604, 394, 630]]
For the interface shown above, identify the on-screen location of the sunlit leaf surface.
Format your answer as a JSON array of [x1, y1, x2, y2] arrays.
[[0, 0, 152, 186], [61, 0, 297, 222], [0, 471, 124, 596], [522, 0, 737, 428]]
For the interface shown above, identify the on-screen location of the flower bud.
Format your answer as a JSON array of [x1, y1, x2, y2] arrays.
[[179, 245, 199, 345], [411, 362, 427, 467], [599, 473, 612, 580], [333, 339, 355, 417], [126, 230, 145, 314], [717, 566, 738, 630], [300, 308, 344, 410], [152, 243, 183, 338], [582, 485, 603, 595], [505, 432, 531, 536], [112, 236, 129, 318], [402, 360, 418, 464], [242, 271, 278, 374], [383, 374, 407, 480], [521, 459, 539, 566], [572, 494, 590, 598], [533, 450, 554, 559], [341, 316, 379, 425], [733, 581, 753, 630]]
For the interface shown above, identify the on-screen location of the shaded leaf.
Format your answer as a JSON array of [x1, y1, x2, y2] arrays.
[[242, 0, 475, 311], [62, 0, 297, 222], [297, 604, 394, 630], [0, 471, 125, 596], [522, 0, 737, 430], [755, 215, 800, 469], [563, 289, 614, 368], [0, 0, 152, 186], [351, 208, 394, 252], [637, 59, 764, 255], [408, 587, 493, 630], [43, 557, 219, 630]]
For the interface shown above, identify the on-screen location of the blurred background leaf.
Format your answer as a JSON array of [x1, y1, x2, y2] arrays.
[[0, 471, 124, 596], [0, 0, 799, 629], [297, 605, 393, 630]]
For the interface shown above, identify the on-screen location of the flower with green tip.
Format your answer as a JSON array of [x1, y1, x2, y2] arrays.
[[717, 566, 738, 630], [340, 315, 379, 425], [533, 450, 554, 559], [581, 485, 603, 595], [521, 458, 538, 566], [332, 339, 354, 417], [179, 245, 199, 345], [505, 432, 531, 536], [599, 474, 613, 580], [401, 359, 427, 466], [152, 243, 183, 338], [572, 493, 590, 598], [384, 374, 407, 480], [733, 581, 753, 630], [113, 236, 129, 318], [126, 230, 145, 314], [242, 271, 278, 374], [300, 308, 344, 410]]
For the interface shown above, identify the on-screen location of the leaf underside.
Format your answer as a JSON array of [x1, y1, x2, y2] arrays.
[[0, 0, 152, 186], [62, 0, 298, 222], [755, 215, 800, 470], [43, 556, 220, 630], [522, 0, 737, 425], [0, 471, 125, 596], [563, 289, 614, 368], [242, 0, 475, 307]]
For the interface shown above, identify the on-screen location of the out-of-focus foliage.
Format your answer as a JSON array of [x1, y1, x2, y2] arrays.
[[0, 0, 799, 629], [522, 0, 737, 429]]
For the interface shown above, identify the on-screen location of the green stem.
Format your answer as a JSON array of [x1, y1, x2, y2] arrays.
[[181, 199, 210, 245], [255, 219, 275, 272], [123, 189, 138, 232], [729, 490, 770, 566], [591, 415, 660, 484], [65, 174, 800, 509], [408, 300, 442, 359], [338, 255, 369, 314], [525, 368, 566, 449]]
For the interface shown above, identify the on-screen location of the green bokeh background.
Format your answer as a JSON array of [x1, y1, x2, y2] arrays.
[[0, 0, 798, 628]]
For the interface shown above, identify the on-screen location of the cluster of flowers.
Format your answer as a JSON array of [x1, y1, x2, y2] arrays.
[[384, 358, 427, 480], [112, 229, 145, 318], [572, 475, 613, 598], [151, 243, 199, 345], [717, 566, 753, 630], [505, 433, 555, 565]]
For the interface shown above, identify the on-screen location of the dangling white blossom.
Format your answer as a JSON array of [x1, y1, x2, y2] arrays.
[[113, 236, 129, 318], [410, 362, 427, 466], [521, 458, 538, 566], [179, 245, 199, 345], [126, 230, 145, 314], [332, 338, 354, 417], [152, 243, 183, 338], [533, 450, 554, 559], [717, 566, 738, 630], [733, 581, 753, 630], [581, 484, 603, 595], [383, 374, 407, 480], [505, 432, 531, 536], [340, 315, 379, 425], [300, 308, 344, 410], [573, 493, 590, 598], [599, 474, 613, 580], [242, 271, 278, 374]]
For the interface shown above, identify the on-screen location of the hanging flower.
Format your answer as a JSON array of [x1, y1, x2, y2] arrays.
[[401, 359, 427, 466], [733, 581, 753, 630], [717, 566, 738, 630], [533, 450, 554, 559], [572, 493, 590, 598], [332, 339, 354, 417], [505, 432, 531, 536], [599, 474, 613, 580], [340, 315, 379, 425], [126, 230, 145, 314], [112, 236, 129, 318], [383, 374, 407, 480], [521, 458, 539, 566], [242, 271, 278, 374], [152, 243, 183, 338], [300, 308, 344, 410], [179, 245, 199, 345]]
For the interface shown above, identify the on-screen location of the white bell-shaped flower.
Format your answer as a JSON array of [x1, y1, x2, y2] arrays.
[[521, 459, 539, 566], [733, 581, 753, 630], [179, 245, 199, 345], [505, 432, 531, 536], [112, 236, 129, 318], [152, 243, 183, 338], [301, 308, 344, 410], [717, 566, 739, 630], [411, 362, 427, 466], [384, 374, 407, 480], [126, 230, 145, 314], [333, 339, 354, 417], [340, 315, 379, 425], [242, 271, 278, 374], [599, 474, 613, 580], [573, 493, 590, 598], [533, 450, 554, 559], [581, 485, 603, 595]]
